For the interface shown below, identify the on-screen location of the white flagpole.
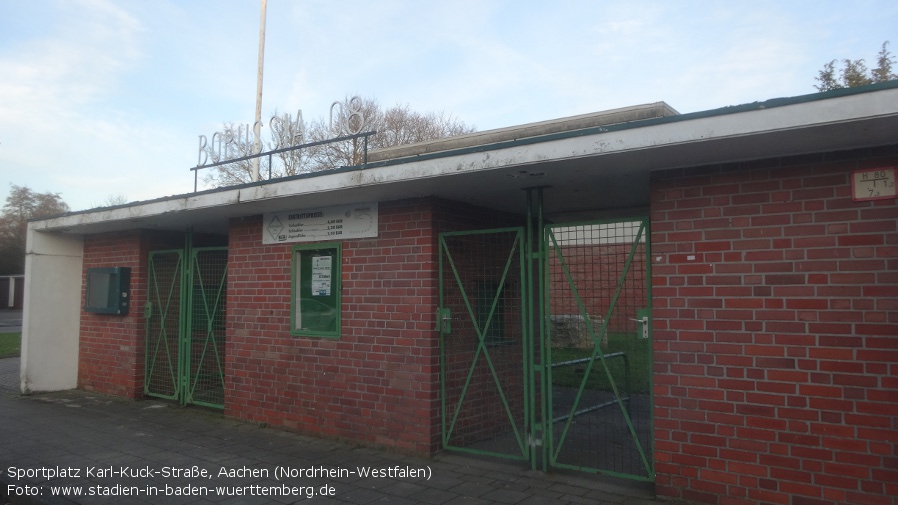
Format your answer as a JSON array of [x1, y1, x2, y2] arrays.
[[252, 0, 267, 182]]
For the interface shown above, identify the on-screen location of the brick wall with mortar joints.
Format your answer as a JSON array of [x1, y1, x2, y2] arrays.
[[225, 197, 529, 455], [650, 146, 898, 505], [79, 230, 184, 398], [226, 199, 443, 454]]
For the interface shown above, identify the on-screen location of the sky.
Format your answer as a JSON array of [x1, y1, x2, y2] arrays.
[[0, 0, 896, 212]]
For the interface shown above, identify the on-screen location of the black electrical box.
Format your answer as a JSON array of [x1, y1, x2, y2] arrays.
[[84, 267, 131, 315]]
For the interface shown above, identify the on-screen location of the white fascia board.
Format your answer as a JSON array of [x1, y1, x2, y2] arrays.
[[31, 188, 241, 232]]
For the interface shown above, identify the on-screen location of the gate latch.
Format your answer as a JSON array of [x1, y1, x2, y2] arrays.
[[436, 308, 452, 333], [631, 309, 650, 339]]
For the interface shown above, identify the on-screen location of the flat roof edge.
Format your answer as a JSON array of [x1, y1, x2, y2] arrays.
[[675, 79, 898, 122], [367, 102, 680, 162], [368, 81, 898, 165]]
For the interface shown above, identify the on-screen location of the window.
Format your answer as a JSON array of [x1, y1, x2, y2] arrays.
[[291, 243, 341, 337]]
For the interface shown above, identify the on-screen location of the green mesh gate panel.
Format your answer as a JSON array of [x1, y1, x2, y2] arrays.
[[439, 228, 530, 461], [145, 250, 184, 400], [144, 246, 228, 408], [185, 247, 228, 408], [545, 218, 653, 480]]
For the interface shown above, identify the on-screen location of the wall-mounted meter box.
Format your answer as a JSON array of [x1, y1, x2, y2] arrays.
[[84, 267, 131, 315]]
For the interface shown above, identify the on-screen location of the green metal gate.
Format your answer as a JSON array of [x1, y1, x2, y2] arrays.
[[544, 218, 653, 480], [438, 212, 652, 481], [145, 246, 228, 408], [145, 250, 183, 401], [439, 228, 531, 461]]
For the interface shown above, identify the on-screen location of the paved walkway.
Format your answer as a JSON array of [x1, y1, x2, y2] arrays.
[[0, 309, 23, 333], [0, 355, 18, 390], [0, 358, 657, 505]]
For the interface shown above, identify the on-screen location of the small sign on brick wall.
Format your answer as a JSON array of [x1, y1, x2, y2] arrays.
[[263, 202, 378, 244], [851, 166, 896, 202]]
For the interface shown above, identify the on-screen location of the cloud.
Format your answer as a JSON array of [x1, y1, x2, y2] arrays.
[[0, 0, 147, 199], [0, 0, 199, 209], [0, 0, 143, 115]]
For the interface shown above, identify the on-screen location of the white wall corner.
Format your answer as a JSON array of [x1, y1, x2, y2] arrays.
[[21, 227, 84, 393]]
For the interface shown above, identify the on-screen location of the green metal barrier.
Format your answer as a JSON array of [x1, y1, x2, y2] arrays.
[[550, 351, 630, 424]]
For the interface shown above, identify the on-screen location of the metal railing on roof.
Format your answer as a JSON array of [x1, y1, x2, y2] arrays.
[[189, 131, 376, 192]]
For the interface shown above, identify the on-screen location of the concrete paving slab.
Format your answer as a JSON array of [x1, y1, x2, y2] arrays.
[[0, 355, 20, 390], [0, 369, 659, 505]]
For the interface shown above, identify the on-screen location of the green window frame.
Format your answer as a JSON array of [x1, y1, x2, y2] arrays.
[[291, 242, 342, 338]]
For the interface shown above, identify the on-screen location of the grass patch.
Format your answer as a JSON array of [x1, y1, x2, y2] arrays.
[[0, 332, 21, 358], [550, 332, 651, 394]]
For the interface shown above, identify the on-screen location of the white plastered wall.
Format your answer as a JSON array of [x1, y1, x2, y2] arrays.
[[21, 227, 84, 393]]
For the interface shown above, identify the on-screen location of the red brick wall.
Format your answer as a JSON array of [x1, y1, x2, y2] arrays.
[[225, 199, 441, 454], [79, 231, 145, 398], [651, 150, 898, 505], [75, 198, 521, 454], [79, 230, 185, 398]]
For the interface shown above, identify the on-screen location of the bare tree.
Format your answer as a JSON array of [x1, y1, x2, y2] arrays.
[[201, 97, 475, 188], [303, 96, 382, 171], [303, 96, 477, 172], [201, 122, 258, 188], [89, 193, 128, 209], [104, 194, 129, 206], [374, 104, 474, 148], [268, 110, 309, 176]]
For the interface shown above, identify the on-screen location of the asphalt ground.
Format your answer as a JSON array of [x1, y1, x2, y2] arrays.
[[0, 357, 658, 505], [0, 309, 22, 334]]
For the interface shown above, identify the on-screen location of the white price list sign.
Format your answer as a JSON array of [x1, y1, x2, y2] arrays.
[[263, 203, 378, 244]]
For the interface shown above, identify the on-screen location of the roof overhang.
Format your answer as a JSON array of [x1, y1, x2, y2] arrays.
[[30, 82, 898, 235]]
